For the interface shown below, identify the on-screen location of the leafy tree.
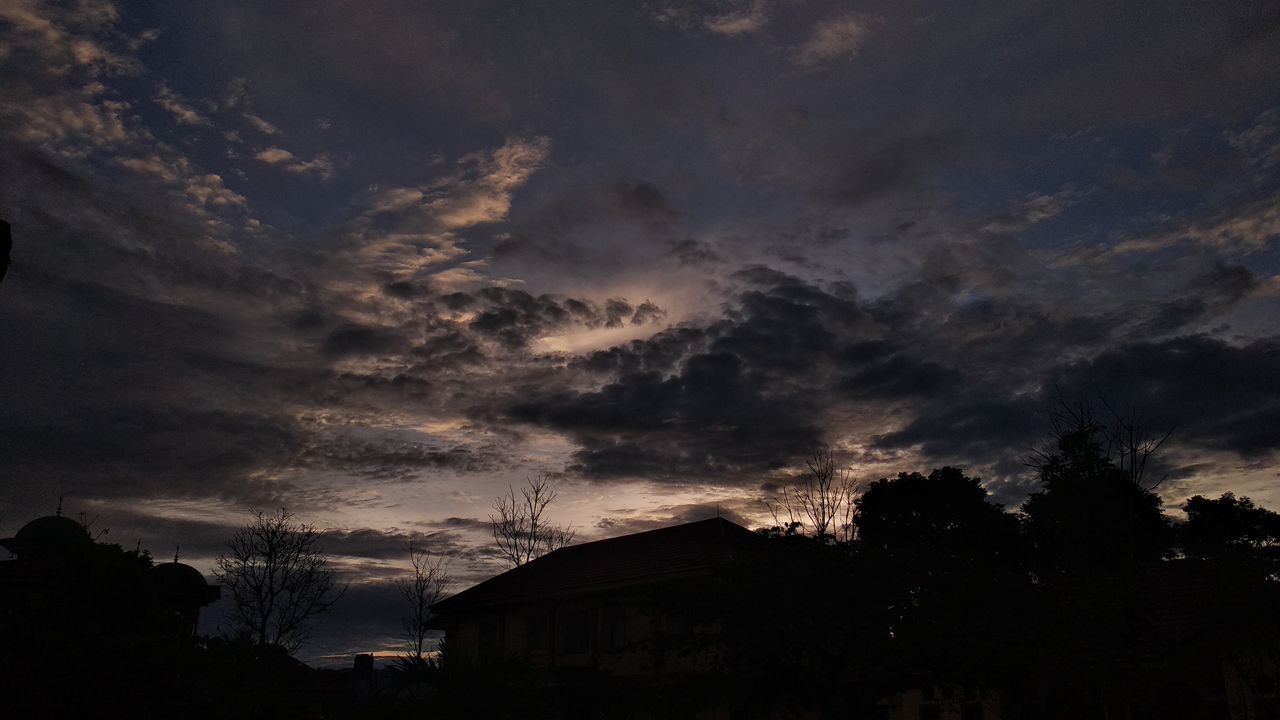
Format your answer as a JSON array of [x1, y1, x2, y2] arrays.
[[1182, 492, 1280, 560], [704, 531, 885, 719], [214, 509, 344, 652], [1022, 413, 1170, 577], [855, 466, 1018, 563], [854, 467, 1026, 688]]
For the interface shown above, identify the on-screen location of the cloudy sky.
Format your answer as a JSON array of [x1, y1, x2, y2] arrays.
[[2, 0, 1279, 661]]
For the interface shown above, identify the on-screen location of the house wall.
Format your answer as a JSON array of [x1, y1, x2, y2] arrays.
[[446, 588, 724, 677]]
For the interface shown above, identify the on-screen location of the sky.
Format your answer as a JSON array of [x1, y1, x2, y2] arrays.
[[1, 0, 1279, 662]]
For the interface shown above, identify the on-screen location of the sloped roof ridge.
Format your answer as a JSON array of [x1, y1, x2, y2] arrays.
[[433, 516, 755, 612], [540, 515, 750, 558]]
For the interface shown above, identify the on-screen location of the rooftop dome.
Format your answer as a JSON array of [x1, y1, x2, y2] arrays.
[[148, 561, 210, 592], [149, 561, 221, 609], [13, 515, 90, 546]]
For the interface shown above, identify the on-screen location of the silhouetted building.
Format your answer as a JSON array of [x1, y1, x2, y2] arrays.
[[0, 510, 95, 604], [0, 509, 220, 638], [0, 511, 91, 556], [431, 517, 759, 680], [430, 517, 1280, 720], [148, 558, 222, 635]]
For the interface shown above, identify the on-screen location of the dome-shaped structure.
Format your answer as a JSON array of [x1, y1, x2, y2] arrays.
[[0, 514, 90, 556], [15, 515, 90, 545], [148, 561, 221, 636], [148, 561, 211, 595]]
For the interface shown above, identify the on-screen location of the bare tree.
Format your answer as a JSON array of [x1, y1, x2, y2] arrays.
[[1027, 392, 1174, 490], [398, 536, 452, 660], [765, 446, 857, 542], [1100, 398, 1174, 489], [215, 509, 345, 652], [490, 475, 575, 567]]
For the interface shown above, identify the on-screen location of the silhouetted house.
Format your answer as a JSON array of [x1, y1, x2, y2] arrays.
[[430, 517, 761, 684], [429, 517, 1280, 719]]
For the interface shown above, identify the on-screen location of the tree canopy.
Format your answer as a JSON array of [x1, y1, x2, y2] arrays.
[[1022, 422, 1170, 576]]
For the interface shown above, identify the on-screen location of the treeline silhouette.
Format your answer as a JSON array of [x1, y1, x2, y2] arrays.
[[1, 409, 1278, 719], [696, 417, 1280, 720], [383, 412, 1280, 719], [0, 525, 334, 718]]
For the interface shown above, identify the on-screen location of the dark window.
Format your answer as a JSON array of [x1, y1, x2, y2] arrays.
[[602, 609, 626, 652], [962, 703, 984, 720], [919, 705, 941, 720], [559, 608, 591, 654], [478, 618, 500, 662], [524, 613, 549, 654]]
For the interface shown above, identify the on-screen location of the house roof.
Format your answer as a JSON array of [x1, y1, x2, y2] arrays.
[[432, 517, 760, 614]]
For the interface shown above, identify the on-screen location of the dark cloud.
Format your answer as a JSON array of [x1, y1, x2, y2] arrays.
[[603, 298, 633, 328], [508, 276, 878, 481], [874, 335, 1280, 473], [0, 142, 667, 519], [468, 288, 666, 347], [874, 398, 1045, 459], [594, 501, 755, 536], [381, 279, 429, 299], [511, 350, 826, 481], [508, 264, 1278, 486], [574, 325, 710, 375], [841, 353, 959, 400], [827, 134, 958, 206], [322, 324, 404, 357], [613, 181, 681, 221], [407, 327, 484, 369], [4, 0, 1280, 660], [298, 434, 502, 479], [1052, 336, 1280, 457], [669, 237, 721, 266], [439, 291, 476, 310], [0, 259, 313, 509], [630, 300, 666, 326], [322, 527, 466, 561], [1134, 265, 1260, 337], [416, 516, 492, 533]]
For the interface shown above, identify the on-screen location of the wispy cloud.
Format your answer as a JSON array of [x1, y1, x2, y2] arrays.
[[704, 0, 770, 36], [0, 1, 256, 238], [253, 147, 336, 179], [1115, 196, 1280, 255], [154, 83, 209, 126], [345, 135, 551, 277], [793, 13, 870, 67], [243, 112, 281, 136], [980, 185, 1084, 235]]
